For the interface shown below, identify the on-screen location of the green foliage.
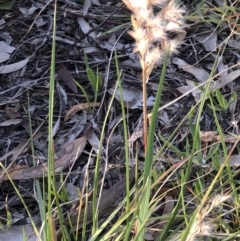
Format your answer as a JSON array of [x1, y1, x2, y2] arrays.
[[74, 79, 90, 104], [84, 53, 102, 102], [211, 89, 237, 111], [6, 210, 12, 227], [0, 0, 15, 9]]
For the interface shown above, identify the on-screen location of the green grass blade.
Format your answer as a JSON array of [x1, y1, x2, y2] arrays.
[[137, 52, 169, 240]]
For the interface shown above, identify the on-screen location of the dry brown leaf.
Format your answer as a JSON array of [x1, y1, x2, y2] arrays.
[[77, 17, 96, 39], [162, 195, 174, 217], [88, 131, 102, 153], [177, 79, 202, 102], [0, 57, 29, 74], [0, 118, 22, 126], [0, 41, 16, 63], [0, 127, 92, 182], [213, 69, 240, 90], [83, 0, 91, 16], [196, 31, 217, 51], [0, 140, 29, 162], [172, 57, 209, 83], [222, 155, 240, 167], [200, 131, 218, 142], [64, 102, 100, 122], [57, 65, 78, 94], [5, 103, 21, 119], [0, 132, 45, 164], [200, 131, 239, 143], [108, 86, 155, 109], [1, 137, 86, 181]]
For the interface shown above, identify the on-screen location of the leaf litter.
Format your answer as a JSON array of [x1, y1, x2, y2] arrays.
[[1, 0, 240, 240]]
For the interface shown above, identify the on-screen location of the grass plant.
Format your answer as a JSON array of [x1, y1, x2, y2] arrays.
[[122, 0, 186, 150], [121, 0, 187, 240], [3, 0, 240, 241]]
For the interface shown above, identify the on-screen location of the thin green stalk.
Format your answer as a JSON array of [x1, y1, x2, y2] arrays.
[[114, 51, 131, 239], [0, 163, 40, 237], [47, 0, 57, 240], [91, 72, 120, 234], [142, 62, 148, 150], [27, 90, 46, 240], [74, 80, 90, 104], [137, 52, 169, 240], [180, 49, 225, 241]]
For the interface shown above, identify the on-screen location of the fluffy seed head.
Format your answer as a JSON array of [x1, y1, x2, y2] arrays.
[[123, 0, 187, 78]]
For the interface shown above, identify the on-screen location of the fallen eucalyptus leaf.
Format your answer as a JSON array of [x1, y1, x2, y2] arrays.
[[0, 57, 29, 74], [0, 127, 92, 181], [0, 41, 15, 63], [172, 57, 209, 83], [108, 86, 154, 109], [196, 31, 217, 51], [213, 69, 240, 91], [0, 118, 22, 126]]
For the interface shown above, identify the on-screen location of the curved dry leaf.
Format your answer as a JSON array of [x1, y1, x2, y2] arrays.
[[0, 118, 22, 126], [0, 128, 92, 182], [213, 69, 240, 91], [92, 0, 101, 5], [162, 195, 174, 215], [172, 57, 209, 83], [64, 102, 100, 122], [200, 131, 218, 142], [88, 131, 103, 154], [0, 57, 29, 74], [0, 98, 20, 106], [196, 32, 217, 51], [83, 0, 91, 16], [108, 87, 143, 109], [52, 82, 67, 137], [214, 154, 240, 169], [120, 58, 141, 69], [19, 6, 38, 16], [177, 79, 202, 102], [223, 155, 240, 167], [227, 39, 240, 49], [57, 65, 78, 93], [200, 131, 239, 143], [77, 17, 96, 39], [0, 41, 15, 63], [0, 139, 29, 162], [216, 55, 228, 79]]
